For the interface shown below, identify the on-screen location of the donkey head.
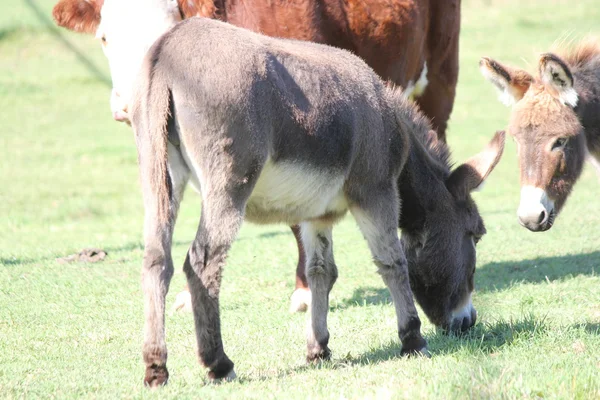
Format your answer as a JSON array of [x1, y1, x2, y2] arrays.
[[402, 130, 505, 333], [53, 0, 183, 123], [480, 55, 586, 231]]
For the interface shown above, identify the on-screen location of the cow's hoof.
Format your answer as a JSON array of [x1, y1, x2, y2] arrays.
[[144, 364, 169, 388], [289, 288, 311, 313], [173, 289, 192, 312]]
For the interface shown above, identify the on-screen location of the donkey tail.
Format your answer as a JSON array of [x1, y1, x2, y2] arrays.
[[131, 55, 172, 225]]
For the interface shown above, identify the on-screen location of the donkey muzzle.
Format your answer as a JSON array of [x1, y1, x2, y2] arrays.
[[517, 186, 555, 232]]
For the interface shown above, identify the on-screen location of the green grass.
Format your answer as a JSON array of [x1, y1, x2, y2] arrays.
[[1, 0, 600, 398]]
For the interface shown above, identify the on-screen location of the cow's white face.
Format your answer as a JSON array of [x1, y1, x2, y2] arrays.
[[96, 0, 181, 122]]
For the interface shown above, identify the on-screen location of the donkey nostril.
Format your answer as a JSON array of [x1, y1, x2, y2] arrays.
[[537, 210, 546, 224]]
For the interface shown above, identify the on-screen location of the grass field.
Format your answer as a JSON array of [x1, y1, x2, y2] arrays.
[[1, 0, 600, 398]]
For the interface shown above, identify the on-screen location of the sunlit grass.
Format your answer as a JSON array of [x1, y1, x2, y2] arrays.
[[1, 0, 599, 398]]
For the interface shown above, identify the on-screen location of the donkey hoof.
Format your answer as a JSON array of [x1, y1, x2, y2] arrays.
[[207, 357, 236, 382], [172, 289, 192, 313], [208, 369, 237, 384], [289, 288, 311, 313], [400, 346, 430, 358], [400, 335, 429, 358], [144, 364, 169, 388], [306, 347, 331, 364]]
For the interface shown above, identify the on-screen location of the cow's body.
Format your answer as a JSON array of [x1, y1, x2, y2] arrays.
[[178, 0, 461, 142], [53, 0, 461, 141]]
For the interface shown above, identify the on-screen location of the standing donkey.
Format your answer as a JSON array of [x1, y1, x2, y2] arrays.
[[133, 16, 430, 384], [52, 0, 463, 313], [130, 15, 504, 385], [480, 38, 600, 231]]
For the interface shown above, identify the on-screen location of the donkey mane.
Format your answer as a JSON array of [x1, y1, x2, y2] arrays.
[[386, 86, 452, 175], [555, 36, 600, 68]]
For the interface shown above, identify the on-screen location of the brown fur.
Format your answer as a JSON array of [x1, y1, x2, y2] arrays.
[[480, 37, 600, 231], [558, 37, 600, 68], [179, 0, 461, 142], [52, 0, 104, 34]]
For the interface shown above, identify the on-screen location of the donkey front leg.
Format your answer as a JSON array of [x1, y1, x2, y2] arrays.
[[350, 189, 428, 356], [301, 222, 338, 362], [142, 144, 189, 387], [183, 195, 245, 381]]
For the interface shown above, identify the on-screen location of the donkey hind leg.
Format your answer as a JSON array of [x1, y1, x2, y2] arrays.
[[142, 143, 189, 387], [290, 225, 311, 313], [349, 190, 428, 356], [183, 191, 247, 382], [301, 222, 338, 362]]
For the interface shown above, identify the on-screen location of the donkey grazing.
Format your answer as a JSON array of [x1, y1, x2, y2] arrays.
[[131, 16, 432, 384], [52, 0, 463, 313], [480, 38, 600, 232], [129, 14, 506, 383]]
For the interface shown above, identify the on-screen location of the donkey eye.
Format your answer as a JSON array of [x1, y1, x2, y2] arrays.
[[552, 137, 568, 151], [101, 35, 107, 45], [470, 234, 481, 245]]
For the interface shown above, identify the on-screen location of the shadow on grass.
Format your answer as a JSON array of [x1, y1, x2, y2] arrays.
[[476, 251, 600, 292], [336, 251, 600, 309], [338, 314, 551, 368], [335, 286, 392, 309], [572, 322, 600, 335], [0, 26, 23, 42], [1, 257, 38, 266], [237, 314, 599, 382]]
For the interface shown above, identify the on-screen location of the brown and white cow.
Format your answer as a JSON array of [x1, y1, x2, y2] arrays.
[[53, 0, 464, 314], [53, 0, 461, 140], [480, 38, 600, 231]]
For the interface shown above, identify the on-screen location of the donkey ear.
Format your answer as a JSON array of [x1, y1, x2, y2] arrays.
[[539, 53, 578, 107], [479, 57, 533, 106], [447, 131, 506, 199], [52, 0, 103, 34]]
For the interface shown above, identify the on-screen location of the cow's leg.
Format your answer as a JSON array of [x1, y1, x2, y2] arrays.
[[414, 26, 459, 143], [142, 144, 189, 387], [183, 184, 251, 381], [301, 222, 337, 362], [290, 224, 311, 313], [349, 188, 427, 356]]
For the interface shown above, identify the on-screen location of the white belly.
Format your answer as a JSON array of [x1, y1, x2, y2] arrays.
[[245, 160, 348, 225]]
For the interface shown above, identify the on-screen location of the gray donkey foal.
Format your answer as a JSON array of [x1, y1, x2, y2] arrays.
[[131, 17, 427, 386]]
